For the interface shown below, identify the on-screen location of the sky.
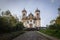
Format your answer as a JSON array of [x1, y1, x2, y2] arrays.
[[0, 0, 60, 27]]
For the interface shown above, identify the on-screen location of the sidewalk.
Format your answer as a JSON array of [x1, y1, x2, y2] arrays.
[[37, 31, 60, 40]]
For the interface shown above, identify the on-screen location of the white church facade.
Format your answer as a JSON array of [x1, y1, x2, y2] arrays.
[[21, 8, 41, 28]]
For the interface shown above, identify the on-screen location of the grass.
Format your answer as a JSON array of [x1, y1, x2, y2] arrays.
[[39, 29, 60, 39], [0, 31, 25, 40]]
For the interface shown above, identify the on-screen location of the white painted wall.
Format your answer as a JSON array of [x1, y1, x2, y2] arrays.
[[23, 20, 40, 28]]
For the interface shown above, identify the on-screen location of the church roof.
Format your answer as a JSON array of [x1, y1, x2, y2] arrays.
[[35, 8, 40, 12], [29, 13, 34, 16], [22, 8, 27, 12]]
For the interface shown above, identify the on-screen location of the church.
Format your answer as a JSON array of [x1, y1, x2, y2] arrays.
[[21, 8, 41, 28]]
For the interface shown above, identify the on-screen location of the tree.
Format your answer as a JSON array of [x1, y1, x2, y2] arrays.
[[0, 10, 18, 33], [16, 22, 24, 31], [55, 16, 60, 25], [0, 10, 24, 33]]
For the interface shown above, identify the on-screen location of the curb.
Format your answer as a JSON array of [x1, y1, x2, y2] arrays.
[[37, 31, 60, 40]]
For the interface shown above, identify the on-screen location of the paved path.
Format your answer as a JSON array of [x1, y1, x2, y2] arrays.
[[13, 31, 50, 40]]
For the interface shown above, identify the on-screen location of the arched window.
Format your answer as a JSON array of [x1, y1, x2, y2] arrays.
[[37, 13, 39, 15]]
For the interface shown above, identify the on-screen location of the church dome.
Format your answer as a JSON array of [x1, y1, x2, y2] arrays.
[[29, 13, 33, 16], [22, 8, 27, 12], [35, 8, 40, 12]]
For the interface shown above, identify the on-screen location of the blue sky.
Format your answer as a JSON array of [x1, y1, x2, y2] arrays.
[[0, 0, 60, 27]]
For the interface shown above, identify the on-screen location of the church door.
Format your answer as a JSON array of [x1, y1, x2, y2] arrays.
[[29, 24, 32, 28]]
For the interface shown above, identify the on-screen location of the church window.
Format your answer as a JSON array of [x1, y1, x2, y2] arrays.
[[23, 14, 25, 16], [37, 13, 39, 15], [30, 20, 32, 22]]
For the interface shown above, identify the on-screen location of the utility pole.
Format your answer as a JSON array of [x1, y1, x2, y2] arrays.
[[0, 9, 1, 16], [58, 6, 60, 16]]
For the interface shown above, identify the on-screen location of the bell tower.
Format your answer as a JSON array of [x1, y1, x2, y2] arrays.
[[35, 8, 40, 19], [35, 8, 41, 29], [22, 8, 27, 18], [22, 8, 27, 27]]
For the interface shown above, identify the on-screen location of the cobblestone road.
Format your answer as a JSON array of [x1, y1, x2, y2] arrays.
[[13, 31, 50, 40]]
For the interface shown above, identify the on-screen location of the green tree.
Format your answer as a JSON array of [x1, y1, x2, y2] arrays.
[[0, 10, 24, 33], [0, 10, 18, 33], [16, 22, 24, 31]]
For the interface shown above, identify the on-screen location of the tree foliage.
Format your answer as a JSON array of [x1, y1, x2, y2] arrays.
[[48, 15, 60, 30], [55, 16, 60, 25], [48, 24, 60, 30], [0, 10, 24, 33]]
